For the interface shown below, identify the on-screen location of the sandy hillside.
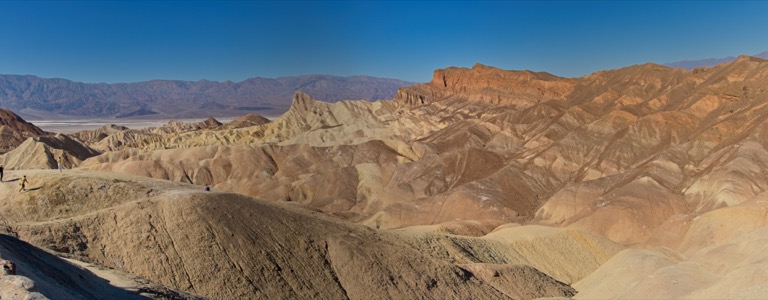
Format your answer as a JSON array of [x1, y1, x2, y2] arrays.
[[1, 56, 768, 298]]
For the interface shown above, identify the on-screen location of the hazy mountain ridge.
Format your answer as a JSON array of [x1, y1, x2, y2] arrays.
[[664, 51, 768, 70], [0, 74, 414, 118]]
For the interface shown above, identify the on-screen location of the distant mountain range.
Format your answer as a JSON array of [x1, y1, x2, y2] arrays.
[[664, 51, 768, 69], [12, 51, 766, 120], [0, 74, 414, 119]]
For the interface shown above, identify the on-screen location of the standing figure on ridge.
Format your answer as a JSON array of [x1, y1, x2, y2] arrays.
[[0, 165, 4, 182], [57, 155, 64, 172], [18, 175, 28, 193]]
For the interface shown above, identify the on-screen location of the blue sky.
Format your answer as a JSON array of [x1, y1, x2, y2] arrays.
[[0, 0, 766, 83]]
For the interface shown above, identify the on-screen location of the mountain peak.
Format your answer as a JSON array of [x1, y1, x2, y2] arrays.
[[0, 109, 45, 136], [0, 108, 47, 152], [290, 91, 317, 113], [472, 62, 494, 70], [664, 51, 768, 70], [735, 54, 767, 63]]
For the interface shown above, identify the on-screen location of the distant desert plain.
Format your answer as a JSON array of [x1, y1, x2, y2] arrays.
[[1, 56, 768, 299], [30, 117, 239, 134]]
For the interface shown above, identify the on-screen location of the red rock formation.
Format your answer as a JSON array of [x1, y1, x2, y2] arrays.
[[398, 63, 576, 107]]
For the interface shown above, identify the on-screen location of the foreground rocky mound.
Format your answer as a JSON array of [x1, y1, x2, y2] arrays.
[[0, 170, 620, 299]]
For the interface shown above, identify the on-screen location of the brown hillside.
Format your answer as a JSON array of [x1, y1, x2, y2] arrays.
[[0, 109, 47, 153], [0, 170, 616, 299]]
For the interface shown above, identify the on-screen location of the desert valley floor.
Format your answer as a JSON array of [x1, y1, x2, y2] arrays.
[[2, 56, 768, 299]]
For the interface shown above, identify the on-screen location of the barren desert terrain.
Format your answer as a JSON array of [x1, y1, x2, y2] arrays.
[[1, 56, 768, 299]]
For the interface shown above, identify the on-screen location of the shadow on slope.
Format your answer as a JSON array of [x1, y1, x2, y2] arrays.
[[0, 233, 148, 299]]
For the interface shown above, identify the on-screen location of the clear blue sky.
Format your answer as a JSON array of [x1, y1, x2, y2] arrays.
[[0, 0, 766, 83]]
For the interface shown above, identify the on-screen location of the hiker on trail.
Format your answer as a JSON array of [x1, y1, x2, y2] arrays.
[[57, 155, 64, 172], [0, 165, 4, 182], [18, 175, 28, 193], [204, 185, 210, 192]]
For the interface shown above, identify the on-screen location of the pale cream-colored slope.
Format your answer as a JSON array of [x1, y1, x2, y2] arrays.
[[671, 194, 768, 255], [572, 248, 700, 299], [682, 227, 768, 299], [534, 149, 692, 245], [575, 207, 768, 299], [683, 139, 768, 213]]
